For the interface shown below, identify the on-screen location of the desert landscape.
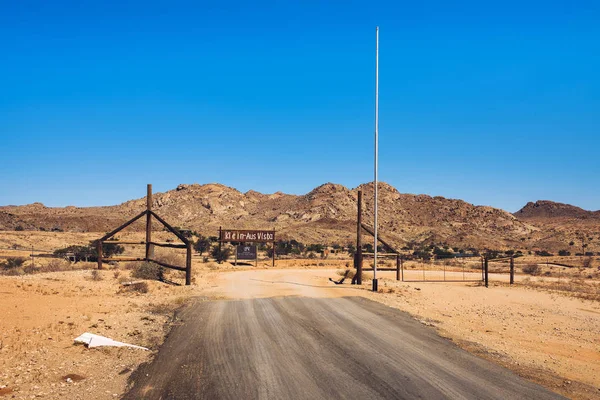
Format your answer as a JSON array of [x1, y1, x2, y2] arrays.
[[3, 3, 599, 398], [1, 183, 599, 399]]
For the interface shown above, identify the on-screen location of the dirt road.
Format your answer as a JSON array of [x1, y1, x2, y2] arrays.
[[123, 270, 563, 399]]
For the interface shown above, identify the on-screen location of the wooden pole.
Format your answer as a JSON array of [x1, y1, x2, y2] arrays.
[[272, 242, 276, 267], [145, 184, 154, 260], [185, 242, 192, 285], [218, 226, 222, 252], [98, 210, 147, 242], [97, 240, 103, 270], [484, 256, 489, 288], [396, 254, 400, 281], [356, 190, 363, 284], [510, 256, 514, 285], [401, 256, 404, 281], [481, 256, 484, 281]]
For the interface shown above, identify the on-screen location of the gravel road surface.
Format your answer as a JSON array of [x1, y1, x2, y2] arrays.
[[124, 293, 563, 399]]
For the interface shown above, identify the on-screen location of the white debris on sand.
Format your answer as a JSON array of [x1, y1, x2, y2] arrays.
[[74, 333, 149, 350]]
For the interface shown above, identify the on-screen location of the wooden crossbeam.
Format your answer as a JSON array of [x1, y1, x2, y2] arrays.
[[102, 241, 145, 245], [149, 211, 190, 245], [360, 223, 399, 254], [99, 210, 148, 242], [149, 241, 187, 249]]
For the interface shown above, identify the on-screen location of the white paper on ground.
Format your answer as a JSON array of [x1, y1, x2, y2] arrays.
[[74, 332, 149, 350]]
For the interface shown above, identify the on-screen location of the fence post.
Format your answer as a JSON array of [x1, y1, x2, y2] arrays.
[[401, 256, 404, 281], [145, 184, 154, 260], [510, 256, 514, 285], [484, 256, 489, 288], [481, 257, 484, 281], [97, 240, 103, 270], [185, 242, 192, 286], [396, 254, 400, 281]]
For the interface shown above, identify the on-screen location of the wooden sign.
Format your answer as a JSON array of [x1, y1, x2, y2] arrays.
[[220, 229, 275, 243], [236, 245, 257, 260]]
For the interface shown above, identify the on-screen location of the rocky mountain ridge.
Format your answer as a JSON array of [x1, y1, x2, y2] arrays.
[[1, 183, 597, 252], [514, 200, 600, 220]]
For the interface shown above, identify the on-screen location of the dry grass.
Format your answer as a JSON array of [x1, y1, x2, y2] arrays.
[[522, 264, 541, 276], [0, 257, 82, 276], [90, 269, 103, 281], [130, 261, 166, 281], [520, 278, 600, 302], [118, 281, 150, 294], [335, 268, 373, 281]]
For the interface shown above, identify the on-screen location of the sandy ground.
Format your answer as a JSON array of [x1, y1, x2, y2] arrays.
[[0, 267, 215, 400], [1, 230, 599, 399]]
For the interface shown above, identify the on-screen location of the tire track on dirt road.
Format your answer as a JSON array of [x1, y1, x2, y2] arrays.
[[123, 295, 564, 399]]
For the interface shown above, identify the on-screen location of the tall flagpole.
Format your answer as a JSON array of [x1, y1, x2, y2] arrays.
[[373, 26, 379, 292]]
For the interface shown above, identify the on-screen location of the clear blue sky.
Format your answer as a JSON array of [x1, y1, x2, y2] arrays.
[[1, 1, 599, 212]]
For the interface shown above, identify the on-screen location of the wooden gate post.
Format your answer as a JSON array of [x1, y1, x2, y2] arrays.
[[481, 256, 484, 281], [145, 184, 154, 260], [97, 240, 103, 270], [484, 256, 489, 288], [396, 254, 400, 281], [355, 190, 363, 284], [510, 256, 514, 285], [401, 256, 404, 281], [186, 242, 192, 286]]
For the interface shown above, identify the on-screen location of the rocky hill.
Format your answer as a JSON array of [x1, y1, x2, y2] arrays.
[[1, 183, 597, 253], [513, 201, 600, 252], [514, 201, 600, 220]]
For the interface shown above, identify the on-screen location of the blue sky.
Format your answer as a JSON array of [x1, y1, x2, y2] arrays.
[[1, 1, 599, 212]]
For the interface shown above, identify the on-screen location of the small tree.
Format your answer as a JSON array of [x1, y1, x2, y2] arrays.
[[558, 249, 570, 256], [211, 246, 231, 263], [194, 236, 211, 254]]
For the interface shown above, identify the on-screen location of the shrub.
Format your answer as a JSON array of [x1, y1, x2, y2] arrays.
[[123, 281, 149, 294], [23, 264, 37, 274], [558, 250, 570, 256], [15, 225, 24, 231], [90, 270, 103, 281], [522, 264, 541, 276], [41, 259, 71, 272], [1, 257, 26, 269], [131, 261, 165, 281], [211, 246, 231, 263], [54, 241, 124, 262], [194, 236, 211, 254]]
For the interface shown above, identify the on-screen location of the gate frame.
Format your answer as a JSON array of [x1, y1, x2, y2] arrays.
[[96, 184, 193, 285], [354, 190, 402, 283]]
